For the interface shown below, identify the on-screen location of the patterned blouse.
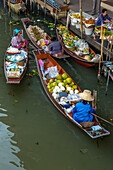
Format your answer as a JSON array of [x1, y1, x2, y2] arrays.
[[11, 35, 24, 47]]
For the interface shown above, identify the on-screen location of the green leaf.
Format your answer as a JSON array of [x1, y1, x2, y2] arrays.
[[14, 100, 18, 103], [32, 69, 36, 73]]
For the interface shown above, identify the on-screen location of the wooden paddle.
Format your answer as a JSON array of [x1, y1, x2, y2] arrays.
[[90, 112, 113, 126], [97, 26, 104, 81], [80, 0, 83, 39]]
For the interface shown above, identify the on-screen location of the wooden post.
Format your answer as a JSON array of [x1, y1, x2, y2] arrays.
[[92, 90, 97, 109], [66, 11, 70, 29], [55, 8, 57, 25], [8, 0, 11, 14], [109, 35, 113, 60], [80, 0, 82, 39], [3, 0, 5, 8], [92, 90, 95, 108], [44, 0, 46, 15], [105, 70, 110, 95], [26, 0, 28, 6], [94, 90, 97, 110], [30, 0, 32, 12], [97, 25, 104, 81]]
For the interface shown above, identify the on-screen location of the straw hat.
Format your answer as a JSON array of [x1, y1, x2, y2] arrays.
[[78, 90, 94, 101]]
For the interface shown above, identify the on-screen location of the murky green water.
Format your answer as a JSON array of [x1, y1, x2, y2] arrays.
[[0, 1, 113, 170]]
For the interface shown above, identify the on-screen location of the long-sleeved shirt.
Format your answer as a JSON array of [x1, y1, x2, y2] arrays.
[[95, 13, 111, 27], [49, 41, 62, 54], [11, 35, 24, 47], [72, 101, 95, 123]]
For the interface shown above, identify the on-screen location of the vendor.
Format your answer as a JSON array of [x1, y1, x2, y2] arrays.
[[95, 8, 112, 27], [72, 90, 95, 123], [49, 37, 63, 57], [11, 29, 28, 48]]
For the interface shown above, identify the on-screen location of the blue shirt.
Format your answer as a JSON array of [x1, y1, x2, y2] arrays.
[[72, 101, 94, 123], [49, 41, 62, 54], [95, 13, 111, 27]]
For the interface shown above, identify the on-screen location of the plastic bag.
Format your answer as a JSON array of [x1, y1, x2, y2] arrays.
[[47, 66, 58, 78]]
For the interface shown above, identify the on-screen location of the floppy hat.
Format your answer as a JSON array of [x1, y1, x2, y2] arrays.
[[78, 90, 94, 101], [14, 29, 21, 35]]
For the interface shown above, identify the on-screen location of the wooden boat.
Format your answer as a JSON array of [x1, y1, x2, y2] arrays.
[[7, 0, 26, 13], [33, 50, 110, 138], [4, 47, 28, 84], [21, 18, 70, 59], [56, 27, 98, 67]]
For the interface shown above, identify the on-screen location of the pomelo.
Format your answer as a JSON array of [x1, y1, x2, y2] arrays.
[[62, 73, 68, 80], [70, 82, 74, 86], [49, 79, 54, 84], [56, 74, 62, 80], [73, 85, 78, 89], [66, 78, 72, 84], [52, 82, 57, 87]]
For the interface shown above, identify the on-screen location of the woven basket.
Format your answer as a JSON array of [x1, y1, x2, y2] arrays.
[[80, 122, 95, 128]]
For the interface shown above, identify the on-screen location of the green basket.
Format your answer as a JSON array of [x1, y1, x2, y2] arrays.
[[95, 26, 108, 32]]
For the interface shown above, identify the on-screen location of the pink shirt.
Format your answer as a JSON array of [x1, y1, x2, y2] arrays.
[[11, 35, 24, 47]]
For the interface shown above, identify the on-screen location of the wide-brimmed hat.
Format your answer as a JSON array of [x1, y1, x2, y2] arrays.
[[14, 29, 21, 35], [78, 90, 94, 101]]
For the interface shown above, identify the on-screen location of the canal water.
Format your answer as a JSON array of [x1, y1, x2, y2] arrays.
[[0, 1, 113, 170]]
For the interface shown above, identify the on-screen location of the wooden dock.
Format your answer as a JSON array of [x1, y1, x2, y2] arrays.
[[35, 0, 69, 19]]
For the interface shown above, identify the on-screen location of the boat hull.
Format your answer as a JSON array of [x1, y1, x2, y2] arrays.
[[33, 51, 110, 138], [4, 47, 28, 84]]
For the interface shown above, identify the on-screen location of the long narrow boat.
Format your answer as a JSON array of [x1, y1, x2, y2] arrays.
[[56, 26, 98, 67], [4, 46, 28, 84], [33, 50, 110, 138], [21, 18, 70, 59]]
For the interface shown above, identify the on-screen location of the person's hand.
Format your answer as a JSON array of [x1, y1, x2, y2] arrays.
[[104, 20, 111, 23], [94, 35, 96, 40]]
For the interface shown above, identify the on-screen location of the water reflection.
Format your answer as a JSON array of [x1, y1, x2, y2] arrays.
[[0, 105, 26, 170]]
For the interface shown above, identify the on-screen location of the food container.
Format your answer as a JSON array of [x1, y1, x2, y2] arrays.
[[85, 27, 93, 35], [66, 46, 76, 51], [76, 23, 80, 29]]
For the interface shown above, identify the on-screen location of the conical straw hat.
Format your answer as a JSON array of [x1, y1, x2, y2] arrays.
[[78, 90, 94, 101]]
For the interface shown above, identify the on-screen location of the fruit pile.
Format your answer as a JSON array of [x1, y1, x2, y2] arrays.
[[58, 25, 90, 54], [47, 73, 79, 99], [71, 13, 85, 19], [85, 18, 95, 25]]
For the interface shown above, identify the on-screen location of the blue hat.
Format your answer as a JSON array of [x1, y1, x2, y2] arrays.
[[14, 29, 21, 35]]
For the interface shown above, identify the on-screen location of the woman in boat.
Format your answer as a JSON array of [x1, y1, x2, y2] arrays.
[[11, 29, 28, 48], [95, 9, 112, 27], [94, 9, 113, 40], [72, 90, 95, 123], [49, 37, 63, 57]]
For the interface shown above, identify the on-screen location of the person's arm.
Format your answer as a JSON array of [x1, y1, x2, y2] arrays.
[[104, 15, 112, 23], [106, 14, 112, 21], [104, 20, 111, 23], [20, 35, 25, 42]]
